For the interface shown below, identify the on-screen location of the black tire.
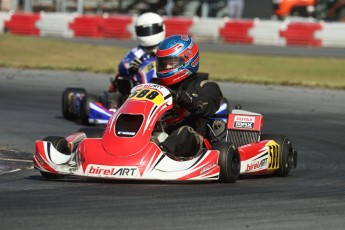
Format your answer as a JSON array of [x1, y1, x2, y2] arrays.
[[43, 136, 71, 155], [77, 127, 105, 138], [40, 136, 71, 179], [81, 94, 99, 125], [260, 134, 294, 177], [62, 87, 86, 119], [212, 142, 240, 183]]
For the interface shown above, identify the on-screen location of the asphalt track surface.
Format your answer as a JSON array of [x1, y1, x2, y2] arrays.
[[0, 68, 345, 230]]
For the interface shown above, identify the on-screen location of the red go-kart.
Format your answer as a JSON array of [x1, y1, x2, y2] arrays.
[[33, 83, 297, 182]]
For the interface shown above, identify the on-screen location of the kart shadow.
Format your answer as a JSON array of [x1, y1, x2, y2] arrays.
[[27, 175, 218, 185], [238, 174, 275, 181], [27, 173, 275, 185]]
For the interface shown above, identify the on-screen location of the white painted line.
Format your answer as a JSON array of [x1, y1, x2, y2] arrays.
[[0, 158, 32, 163]]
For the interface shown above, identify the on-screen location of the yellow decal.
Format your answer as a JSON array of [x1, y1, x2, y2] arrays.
[[129, 88, 164, 106], [267, 140, 280, 170], [142, 62, 156, 72]]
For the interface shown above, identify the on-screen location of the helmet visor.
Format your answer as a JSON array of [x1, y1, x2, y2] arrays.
[[136, 23, 164, 37], [157, 56, 184, 71]]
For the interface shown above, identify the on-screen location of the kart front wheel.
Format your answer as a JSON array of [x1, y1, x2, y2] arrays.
[[212, 142, 240, 183], [39, 136, 71, 179], [81, 94, 98, 125]]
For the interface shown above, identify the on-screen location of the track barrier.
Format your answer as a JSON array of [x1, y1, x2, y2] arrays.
[[219, 20, 254, 44], [163, 17, 194, 37], [5, 13, 40, 35], [103, 15, 133, 39], [279, 22, 322, 47], [1, 12, 345, 48]]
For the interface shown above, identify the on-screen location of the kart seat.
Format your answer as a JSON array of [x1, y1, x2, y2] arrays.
[[197, 72, 209, 80], [206, 119, 227, 143], [116, 76, 133, 96]]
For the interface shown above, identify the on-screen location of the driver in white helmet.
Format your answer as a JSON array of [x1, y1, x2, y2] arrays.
[[109, 12, 166, 95]]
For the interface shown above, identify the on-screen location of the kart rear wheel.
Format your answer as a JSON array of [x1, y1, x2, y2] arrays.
[[78, 127, 105, 138], [81, 94, 99, 125], [212, 142, 240, 183], [62, 87, 86, 119], [260, 134, 296, 177], [40, 136, 71, 179]]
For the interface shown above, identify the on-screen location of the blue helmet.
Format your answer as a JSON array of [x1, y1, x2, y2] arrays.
[[156, 35, 199, 86]]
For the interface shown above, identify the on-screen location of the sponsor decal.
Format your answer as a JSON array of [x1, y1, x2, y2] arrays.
[[234, 122, 253, 129], [117, 131, 136, 136], [235, 115, 255, 122], [246, 158, 268, 171], [136, 84, 163, 90], [267, 141, 280, 170], [69, 167, 78, 172], [142, 62, 155, 72], [87, 165, 139, 178], [234, 115, 255, 129], [148, 84, 163, 90], [113, 168, 138, 177], [200, 162, 217, 174]]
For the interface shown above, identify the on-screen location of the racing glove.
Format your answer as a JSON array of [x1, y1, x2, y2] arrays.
[[175, 91, 197, 111], [128, 58, 142, 75]]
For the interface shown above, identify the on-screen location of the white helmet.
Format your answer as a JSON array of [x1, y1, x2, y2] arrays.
[[135, 12, 166, 48]]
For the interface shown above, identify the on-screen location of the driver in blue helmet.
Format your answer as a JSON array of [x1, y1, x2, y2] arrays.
[[156, 34, 223, 159]]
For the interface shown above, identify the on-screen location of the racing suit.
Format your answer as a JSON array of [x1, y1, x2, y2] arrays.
[[159, 73, 223, 158]]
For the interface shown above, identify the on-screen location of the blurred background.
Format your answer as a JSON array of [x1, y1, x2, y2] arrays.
[[1, 0, 272, 18], [1, 0, 344, 21], [1, 1, 345, 48]]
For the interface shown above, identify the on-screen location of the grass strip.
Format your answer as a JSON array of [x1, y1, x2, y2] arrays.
[[1, 34, 344, 89]]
